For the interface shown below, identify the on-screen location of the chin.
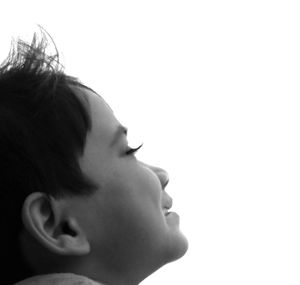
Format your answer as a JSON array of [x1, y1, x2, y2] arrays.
[[164, 231, 189, 264]]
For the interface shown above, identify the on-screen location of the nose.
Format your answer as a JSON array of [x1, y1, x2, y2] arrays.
[[143, 163, 169, 190]]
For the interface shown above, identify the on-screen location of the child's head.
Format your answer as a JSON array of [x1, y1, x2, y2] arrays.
[[0, 30, 188, 285]]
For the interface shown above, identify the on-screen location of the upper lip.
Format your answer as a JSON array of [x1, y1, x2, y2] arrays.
[[162, 196, 173, 215]]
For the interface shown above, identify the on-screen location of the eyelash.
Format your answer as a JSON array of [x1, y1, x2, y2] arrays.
[[126, 143, 143, 155]]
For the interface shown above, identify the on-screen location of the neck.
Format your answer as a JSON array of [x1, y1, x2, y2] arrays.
[[65, 256, 162, 285]]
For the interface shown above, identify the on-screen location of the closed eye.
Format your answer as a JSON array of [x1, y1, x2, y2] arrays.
[[125, 143, 143, 155]]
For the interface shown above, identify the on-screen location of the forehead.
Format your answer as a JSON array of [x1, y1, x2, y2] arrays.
[[73, 86, 120, 144]]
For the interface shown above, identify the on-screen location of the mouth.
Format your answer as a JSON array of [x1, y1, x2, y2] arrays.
[[162, 203, 180, 224], [163, 208, 171, 216], [162, 202, 173, 216], [162, 193, 174, 216]]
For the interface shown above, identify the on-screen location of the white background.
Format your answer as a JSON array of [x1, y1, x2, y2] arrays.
[[1, 1, 300, 284]]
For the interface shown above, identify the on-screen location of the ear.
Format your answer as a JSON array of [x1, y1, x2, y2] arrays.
[[21, 192, 90, 256]]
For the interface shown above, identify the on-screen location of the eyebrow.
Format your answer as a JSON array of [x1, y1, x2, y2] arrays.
[[110, 125, 128, 147]]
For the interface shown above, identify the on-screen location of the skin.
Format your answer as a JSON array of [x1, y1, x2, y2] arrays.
[[21, 87, 188, 285]]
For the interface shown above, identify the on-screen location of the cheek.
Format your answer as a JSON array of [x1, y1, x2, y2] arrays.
[[112, 161, 163, 206], [112, 165, 162, 217], [96, 164, 164, 238]]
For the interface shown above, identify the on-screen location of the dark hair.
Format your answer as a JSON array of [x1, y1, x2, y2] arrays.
[[0, 29, 99, 284]]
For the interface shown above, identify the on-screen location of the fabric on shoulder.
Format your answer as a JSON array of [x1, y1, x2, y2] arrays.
[[14, 273, 104, 285]]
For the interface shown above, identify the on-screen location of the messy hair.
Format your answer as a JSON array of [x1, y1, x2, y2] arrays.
[[0, 29, 99, 284]]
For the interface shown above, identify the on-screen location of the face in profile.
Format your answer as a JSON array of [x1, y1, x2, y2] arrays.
[[65, 87, 188, 282]]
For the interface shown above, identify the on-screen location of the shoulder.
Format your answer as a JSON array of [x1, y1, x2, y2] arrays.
[[14, 273, 104, 285]]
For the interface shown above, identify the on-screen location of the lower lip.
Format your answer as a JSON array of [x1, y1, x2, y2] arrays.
[[165, 211, 180, 222]]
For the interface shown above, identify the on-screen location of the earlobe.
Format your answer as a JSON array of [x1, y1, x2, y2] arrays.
[[21, 192, 90, 256]]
